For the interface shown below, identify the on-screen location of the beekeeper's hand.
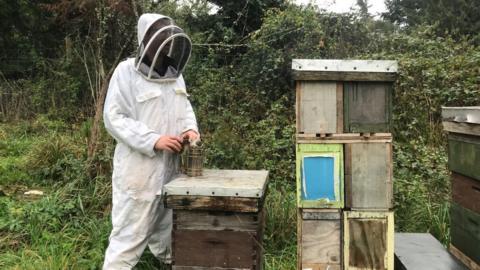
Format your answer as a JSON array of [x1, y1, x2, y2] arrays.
[[181, 130, 200, 142], [154, 135, 183, 153]]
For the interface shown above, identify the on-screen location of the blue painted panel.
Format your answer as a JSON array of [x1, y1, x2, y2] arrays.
[[302, 156, 335, 201]]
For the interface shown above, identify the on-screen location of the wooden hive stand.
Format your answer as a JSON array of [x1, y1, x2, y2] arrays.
[[163, 169, 269, 270]]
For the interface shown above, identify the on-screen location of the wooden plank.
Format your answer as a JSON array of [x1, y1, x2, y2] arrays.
[[451, 172, 480, 213], [297, 133, 392, 142], [448, 133, 480, 181], [345, 143, 393, 210], [344, 82, 392, 133], [165, 195, 261, 212], [298, 81, 337, 134], [442, 106, 480, 124], [297, 209, 302, 270], [336, 82, 344, 133], [173, 230, 258, 268], [296, 143, 344, 208], [174, 210, 259, 231], [450, 244, 480, 270], [292, 59, 398, 73], [394, 233, 468, 270], [302, 208, 341, 220], [292, 59, 398, 82], [443, 121, 480, 137], [296, 81, 302, 134], [344, 211, 394, 270], [163, 169, 269, 198], [450, 203, 480, 264]]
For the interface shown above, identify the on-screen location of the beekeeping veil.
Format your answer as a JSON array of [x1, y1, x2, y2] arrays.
[[135, 14, 192, 81]]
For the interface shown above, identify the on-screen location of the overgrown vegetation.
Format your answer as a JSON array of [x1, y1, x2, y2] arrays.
[[1, 0, 479, 269]]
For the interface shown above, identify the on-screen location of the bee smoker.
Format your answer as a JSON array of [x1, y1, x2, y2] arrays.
[[180, 140, 203, 177]]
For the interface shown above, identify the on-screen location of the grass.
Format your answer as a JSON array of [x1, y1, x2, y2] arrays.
[[0, 121, 451, 269]]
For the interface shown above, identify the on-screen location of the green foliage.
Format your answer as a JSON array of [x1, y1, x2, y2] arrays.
[[393, 141, 451, 244], [365, 26, 480, 144]]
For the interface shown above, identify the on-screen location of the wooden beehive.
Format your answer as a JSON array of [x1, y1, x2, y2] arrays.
[[297, 209, 342, 270], [163, 169, 269, 270], [344, 211, 394, 270], [296, 143, 344, 208], [293, 59, 397, 135], [345, 142, 393, 210]]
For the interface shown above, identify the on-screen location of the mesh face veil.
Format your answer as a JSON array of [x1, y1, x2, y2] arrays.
[[135, 16, 192, 82]]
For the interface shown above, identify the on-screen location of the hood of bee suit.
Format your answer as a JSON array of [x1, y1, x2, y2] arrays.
[[134, 13, 192, 82]]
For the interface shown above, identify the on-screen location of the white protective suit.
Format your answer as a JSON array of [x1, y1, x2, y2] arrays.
[[102, 13, 198, 269]]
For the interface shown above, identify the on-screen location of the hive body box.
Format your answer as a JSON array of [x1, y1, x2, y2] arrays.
[[450, 203, 480, 265], [163, 169, 269, 270], [293, 59, 397, 135], [298, 209, 342, 270], [343, 211, 394, 270], [296, 143, 344, 208]]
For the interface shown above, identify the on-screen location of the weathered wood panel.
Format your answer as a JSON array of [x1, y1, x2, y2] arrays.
[[291, 59, 398, 82], [297, 81, 338, 134], [443, 121, 480, 137], [174, 210, 259, 231], [450, 244, 480, 270], [345, 143, 393, 210], [300, 210, 342, 270], [394, 233, 468, 270], [344, 82, 392, 133], [296, 143, 344, 208], [165, 195, 261, 213], [451, 172, 480, 213], [448, 133, 480, 181], [344, 211, 394, 270], [450, 203, 480, 264], [296, 133, 392, 144], [173, 230, 258, 268]]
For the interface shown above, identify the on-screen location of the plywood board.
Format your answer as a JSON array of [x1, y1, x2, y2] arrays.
[[448, 133, 480, 181], [297, 81, 338, 134], [301, 219, 341, 269], [344, 82, 392, 133], [345, 143, 393, 210], [164, 169, 269, 198], [450, 203, 480, 264], [344, 211, 394, 270], [296, 144, 344, 208], [394, 233, 467, 270], [296, 133, 392, 144], [451, 172, 480, 213]]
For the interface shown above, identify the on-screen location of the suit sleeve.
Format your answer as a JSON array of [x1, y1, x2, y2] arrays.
[[103, 65, 162, 157]]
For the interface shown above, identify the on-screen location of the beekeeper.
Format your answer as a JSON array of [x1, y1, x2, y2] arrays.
[[102, 13, 199, 269]]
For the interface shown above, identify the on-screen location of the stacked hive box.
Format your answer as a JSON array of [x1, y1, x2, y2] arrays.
[[163, 169, 269, 270], [442, 106, 480, 270], [293, 59, 396, 270]]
